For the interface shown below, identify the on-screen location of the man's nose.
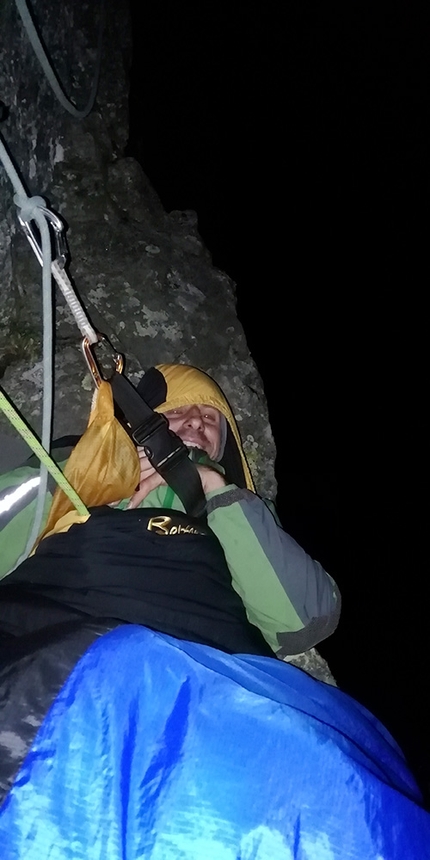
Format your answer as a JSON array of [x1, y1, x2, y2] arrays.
[[184, 406, 203, 428]]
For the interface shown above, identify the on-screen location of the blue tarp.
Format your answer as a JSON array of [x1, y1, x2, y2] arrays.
[[1, 625, 429, 859]]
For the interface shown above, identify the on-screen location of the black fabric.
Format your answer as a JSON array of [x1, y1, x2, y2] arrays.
[[219, 422, 247, 489], [0, 587, 95, 637], [110, 374, 207, 518], [0, 619, 121, 805], [136, 366, 167, 408], [137, 367, 248, 489], [111, 372, 159, 430], [0, 507, 273, 658]]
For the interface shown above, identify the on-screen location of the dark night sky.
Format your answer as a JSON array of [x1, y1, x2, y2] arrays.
[[126, 2, 428, 799]]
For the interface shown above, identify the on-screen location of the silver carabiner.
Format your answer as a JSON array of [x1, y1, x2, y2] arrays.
[[18, 206, 68, 269]]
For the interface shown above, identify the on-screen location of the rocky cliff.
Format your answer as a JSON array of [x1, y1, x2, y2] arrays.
[[0, 0, 334, 684]]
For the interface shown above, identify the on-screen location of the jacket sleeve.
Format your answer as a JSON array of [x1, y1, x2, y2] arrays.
[[206, 485, 341, 656], [0, 452, 71, 580]]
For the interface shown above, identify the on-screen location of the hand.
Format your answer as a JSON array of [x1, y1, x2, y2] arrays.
[[126, 450, 226, 509], [127, 447, 166, 509], [195, 464, 227, 493]]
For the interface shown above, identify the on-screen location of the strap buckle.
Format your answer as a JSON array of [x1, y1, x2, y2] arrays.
[[132, 412, 188, 471]]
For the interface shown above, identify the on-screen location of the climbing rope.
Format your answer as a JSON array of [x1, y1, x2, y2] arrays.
[[0, 0, 107, 567], [51, 260, 98, 343], [0, 137, 55, 559], [0, 132, 94, 564], [0, 136, 98, 343], [0, 390, 89, 518], [14, 0, 105, 119]]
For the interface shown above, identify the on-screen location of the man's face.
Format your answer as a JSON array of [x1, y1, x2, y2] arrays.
[[163, 404, 222, 460]]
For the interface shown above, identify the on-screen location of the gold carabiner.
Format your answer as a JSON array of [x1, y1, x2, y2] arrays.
[[82, 334, 124, 388]]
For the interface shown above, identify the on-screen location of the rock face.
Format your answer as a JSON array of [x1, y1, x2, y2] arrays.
[[0, 0, 275, 496], [0, 0, 334, 684]]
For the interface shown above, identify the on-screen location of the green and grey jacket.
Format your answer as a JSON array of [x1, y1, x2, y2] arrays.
[[204, 484, 340, 656], [0, 459, 340, 657], [133, 483, 341, 657]]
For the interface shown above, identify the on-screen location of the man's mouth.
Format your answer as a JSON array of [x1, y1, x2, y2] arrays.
[[179, 436, 210, 454]]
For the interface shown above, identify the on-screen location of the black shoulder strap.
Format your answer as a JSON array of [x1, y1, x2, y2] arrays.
[[109, 374, 206, 518]]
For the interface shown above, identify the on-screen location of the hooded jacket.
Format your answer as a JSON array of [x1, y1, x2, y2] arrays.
[[0, 364, 340, 656]]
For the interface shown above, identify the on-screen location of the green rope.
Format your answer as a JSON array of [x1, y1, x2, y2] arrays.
[[0, 389, 89, 517]]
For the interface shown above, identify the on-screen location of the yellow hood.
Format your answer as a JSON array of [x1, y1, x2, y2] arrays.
[[154, 364, 255, 491], [38, 363, 254, 543]]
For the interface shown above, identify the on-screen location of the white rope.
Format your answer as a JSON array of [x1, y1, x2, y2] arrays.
[[52, 261, 98, 343], [0, 135, 27, 198], [1, 136, 98, 344], [10, 195, 53, 564], [0, 132, 95, 567], [14, 0, 105, 119]]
